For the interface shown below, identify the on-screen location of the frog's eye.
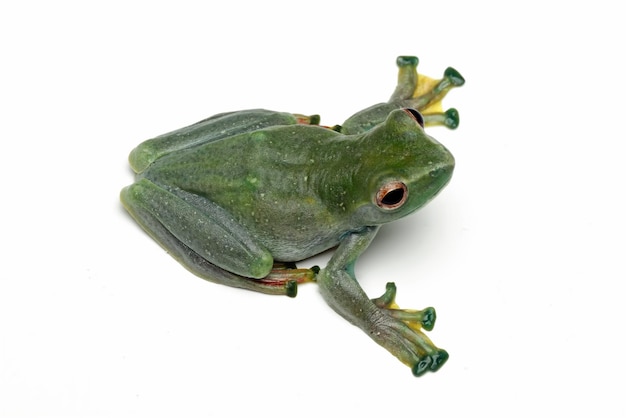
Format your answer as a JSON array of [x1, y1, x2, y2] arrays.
[[376, 181, 408, 210], [403, 108, 425, 128]]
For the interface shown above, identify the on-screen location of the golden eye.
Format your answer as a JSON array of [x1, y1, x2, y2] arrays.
[[376, 181, 408, 210], [403, 108, 425, 128]]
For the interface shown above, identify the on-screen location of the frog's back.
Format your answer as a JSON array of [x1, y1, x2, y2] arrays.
[[140, 124, 354, 261], [128, 109, 300, 173], [140, 123, 342, 191]]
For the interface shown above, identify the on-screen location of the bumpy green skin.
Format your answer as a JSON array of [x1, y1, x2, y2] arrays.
[[121, 56, 463, 376]]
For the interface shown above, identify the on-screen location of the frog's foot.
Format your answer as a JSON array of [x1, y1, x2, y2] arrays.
[[256, 262, 319, 298], [294, 113, 343, 132], [371, 282, 448, 376], [391, 56, 465, 129], [293, 114, 321, 125], [372, 282, 437, 331]]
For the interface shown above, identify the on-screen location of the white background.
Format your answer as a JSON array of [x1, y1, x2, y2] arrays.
[[1, 1, 625, 417]]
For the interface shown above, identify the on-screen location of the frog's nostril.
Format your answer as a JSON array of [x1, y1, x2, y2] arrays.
[[429, 167, 444, 178]]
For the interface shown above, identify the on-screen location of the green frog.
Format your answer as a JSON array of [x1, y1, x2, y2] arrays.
[[121, 56, 464, 376]]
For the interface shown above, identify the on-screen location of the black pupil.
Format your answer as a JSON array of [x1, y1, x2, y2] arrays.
[[382, 188, 405, 206], [405, 108, 424, 127]]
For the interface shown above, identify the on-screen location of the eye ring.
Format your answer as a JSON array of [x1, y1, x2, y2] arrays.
[[376, 181, 408, 210], [403, 108, 425, 128]]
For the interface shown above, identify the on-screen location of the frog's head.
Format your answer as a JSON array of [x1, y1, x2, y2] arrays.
[[349, 108, 455, 226]]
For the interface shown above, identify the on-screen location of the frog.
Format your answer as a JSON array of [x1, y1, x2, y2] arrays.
[[120, 56, 464, 376]]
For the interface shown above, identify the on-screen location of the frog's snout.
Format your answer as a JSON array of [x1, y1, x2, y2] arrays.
[[429, 167, 447, 178], [430, 147, 455, 177], [429, 160, 454, 177], [426, 154, 455, 192]]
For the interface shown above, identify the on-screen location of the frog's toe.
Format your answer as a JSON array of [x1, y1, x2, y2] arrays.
[[406, 64, 464, 124], [372, 283, 438, 331], [445, 108, 460, 129], [377, 317, 448, 377], [372, 282, 398, 308], [383, 306, 438, 331], [396, 55, 419, 67], [412, 349, 449, 377], [255, 263, 318, 297], [444, 67, 465, 86], [424, 108, 460, 129], [284, 280, 298, 298], [419, 307, 436, 331]]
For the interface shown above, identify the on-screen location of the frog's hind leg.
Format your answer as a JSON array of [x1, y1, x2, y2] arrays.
[[173, 240, 315, 297], [120, 178, 315, 297]]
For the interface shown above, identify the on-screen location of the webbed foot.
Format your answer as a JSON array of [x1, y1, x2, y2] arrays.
[[392, 56, 465, 129], [372, 282, 437, 331], [340, 56, 464, 134], [370, 282, 448, 376]]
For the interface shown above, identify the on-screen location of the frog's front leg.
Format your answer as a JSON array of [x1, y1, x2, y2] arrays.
[[341, 56, 465, 134], [317, 226, 448, 376], [120, 178, 315, 297]]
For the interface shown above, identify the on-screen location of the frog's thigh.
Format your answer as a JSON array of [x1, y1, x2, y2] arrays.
[[121, 178, 273, 279]]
